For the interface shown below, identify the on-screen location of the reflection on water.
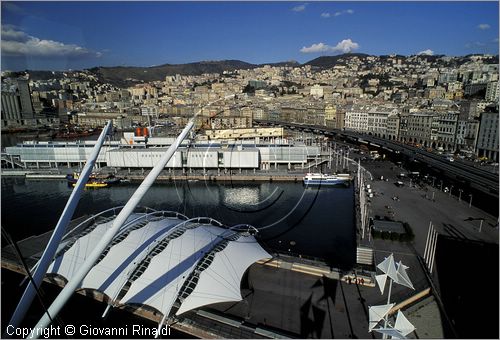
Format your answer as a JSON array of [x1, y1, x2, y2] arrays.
[[1, 178, 356, 269], [223, 187, 261, 206]]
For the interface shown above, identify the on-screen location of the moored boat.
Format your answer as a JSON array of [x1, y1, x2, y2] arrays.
[[72, 181, 108, 188], [66, 172, 120, 188], [303, 172, 352, 186]]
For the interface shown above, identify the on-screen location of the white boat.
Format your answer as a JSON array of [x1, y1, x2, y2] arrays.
[[303, 173, 352, 186]]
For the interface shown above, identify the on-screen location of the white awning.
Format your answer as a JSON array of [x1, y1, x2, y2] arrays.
[[47, 212, 272, 320], [80, 218, 181, 298], [176, 236, 270, 316], [120, 226, 230, 316], [47, 214, 143, 281]]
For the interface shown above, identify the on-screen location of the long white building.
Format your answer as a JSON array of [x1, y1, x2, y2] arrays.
[[4, 139, 320, 171]]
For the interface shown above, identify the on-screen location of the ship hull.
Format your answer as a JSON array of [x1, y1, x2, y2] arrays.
[[303, 179, 349, 185]]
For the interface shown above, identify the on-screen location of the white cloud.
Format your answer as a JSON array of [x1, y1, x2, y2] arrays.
[[329, 9, 354, 17], [1, 25, 101, 58], [300, 43, 331, 53], [321, 12, 331, 18], [1, 25, 29, 42], [417, 49, 434, 56], [300, 39, 359, 54], [332, 39, 359, 53], [291, 3, 308, 12], [478, 23, 490, 30]]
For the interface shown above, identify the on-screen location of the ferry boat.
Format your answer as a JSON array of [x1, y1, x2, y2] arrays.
[[72, 181, 108, 188], [303, 173, 352, 186], [66, 172, 118, 188]]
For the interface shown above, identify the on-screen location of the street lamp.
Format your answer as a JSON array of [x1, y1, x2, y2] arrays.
[[449, 185, 453, 197], [469, 194, 473, 208], [458, 189, 463, 202], [432, 177, 435, 187], [440, 180, 443, 192]]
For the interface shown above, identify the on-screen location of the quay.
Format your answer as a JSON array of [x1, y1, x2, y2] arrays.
[[1, 168, 304, 183]]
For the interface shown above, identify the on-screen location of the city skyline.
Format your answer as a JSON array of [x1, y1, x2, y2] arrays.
[[1, 1, 499, 71]]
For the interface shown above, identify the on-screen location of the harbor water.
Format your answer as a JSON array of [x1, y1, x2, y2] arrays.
[[1, 177, 356, 270]]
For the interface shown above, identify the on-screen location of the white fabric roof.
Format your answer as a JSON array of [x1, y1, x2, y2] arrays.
[[176, 236, 270, 316], [80, 218, 181, 298], [120, 225, 231, 316], [47, 214, 142, 281], [47, 213, 271, 319]]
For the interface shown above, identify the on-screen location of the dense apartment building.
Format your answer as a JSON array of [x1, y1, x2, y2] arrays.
[[485, 81, 499, 102], [366, 107, 399, 138], [400, 113, 436, 147], [345, 105, 369, 132], [476, 110, 499, 161], [436, 112, 459, 149]]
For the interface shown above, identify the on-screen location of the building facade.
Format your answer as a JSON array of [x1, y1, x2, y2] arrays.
[[476, 111, 499, 161]]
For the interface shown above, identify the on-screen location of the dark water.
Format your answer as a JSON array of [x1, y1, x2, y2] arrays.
[[1, 178, 356, 269]]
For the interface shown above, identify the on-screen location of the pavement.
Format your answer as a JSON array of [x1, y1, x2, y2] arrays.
[[355, 157, 498, 338], [362, 159, 498, 250]]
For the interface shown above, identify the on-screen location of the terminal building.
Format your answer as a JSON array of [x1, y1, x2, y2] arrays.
[[3, 138, 321, 171]]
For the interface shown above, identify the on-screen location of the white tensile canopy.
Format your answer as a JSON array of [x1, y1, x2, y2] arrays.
[[176, 236, 270, 316], [47, 213, 271, 319]]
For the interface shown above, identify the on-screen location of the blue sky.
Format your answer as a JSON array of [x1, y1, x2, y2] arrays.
[[1, 1, 498, 71]]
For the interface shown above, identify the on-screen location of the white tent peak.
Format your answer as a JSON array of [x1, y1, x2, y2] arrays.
[[396, 261, 414, 290], [375, 274, 388, 295], [368, 303, 395, 332], [394, 310, 416, 336]]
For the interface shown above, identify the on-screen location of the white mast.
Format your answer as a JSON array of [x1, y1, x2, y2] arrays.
[[8, 120, 113, 330]]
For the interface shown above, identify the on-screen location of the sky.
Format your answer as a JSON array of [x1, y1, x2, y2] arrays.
[[1, 1, 499, 71]]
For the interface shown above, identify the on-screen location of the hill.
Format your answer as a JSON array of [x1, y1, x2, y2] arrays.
[[87, 60, 299, 87], [304, 53, 371, 68]]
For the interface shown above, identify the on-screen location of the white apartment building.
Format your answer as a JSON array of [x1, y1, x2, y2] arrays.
[[486, 81, 499, 102], [310, 84, 324, 98], [345, 105, 369, 132], [367, 107, 399, 138]]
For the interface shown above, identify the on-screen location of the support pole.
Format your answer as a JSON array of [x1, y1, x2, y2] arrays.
[[382, 278, 393, 339], [423, 222, 432, 264], [429, 229, 438, 274], [8, 120, 113, 331], [29, 95, 234, 338]]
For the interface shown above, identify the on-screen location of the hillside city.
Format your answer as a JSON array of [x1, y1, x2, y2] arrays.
[[1, 53, 499, 162]]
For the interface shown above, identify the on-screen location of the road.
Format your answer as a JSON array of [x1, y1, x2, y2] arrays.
[[255, 120, 499, 197]]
